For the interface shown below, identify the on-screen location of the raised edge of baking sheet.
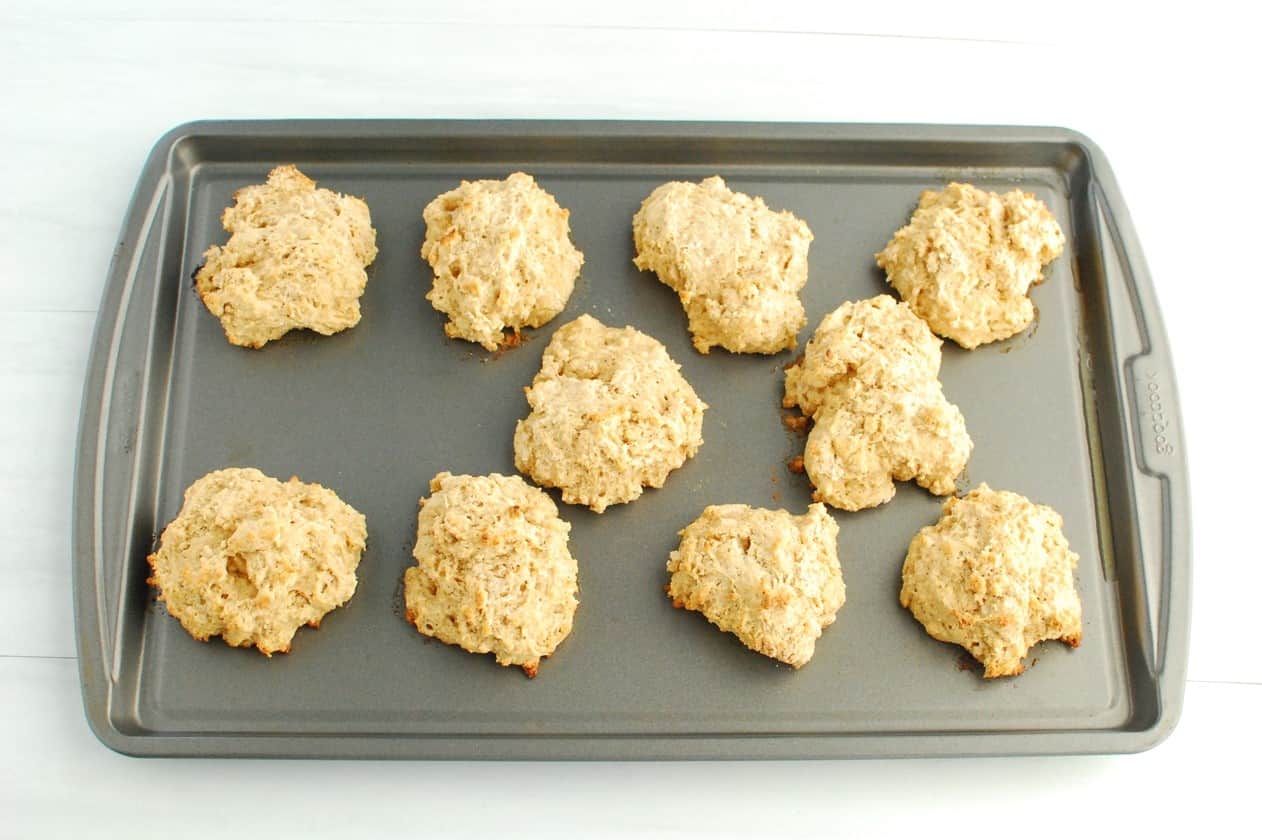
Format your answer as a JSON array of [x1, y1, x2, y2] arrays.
[[73, 121, 1190, 759]]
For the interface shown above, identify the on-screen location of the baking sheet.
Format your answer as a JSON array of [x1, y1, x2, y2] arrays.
[[73, 121, 1189, 758]]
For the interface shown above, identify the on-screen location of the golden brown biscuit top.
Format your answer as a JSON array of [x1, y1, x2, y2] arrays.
[[421, 172, 583, 350], [195, 165, 377, 348], [403, 471, 578, 677], [147, 467, 367, 656], [513, 315, 706, 513], [666, 503, 844, 668], [633, 176, 812, 354], [877, 182, 1064, 349], [899, 483, 1083, 677]]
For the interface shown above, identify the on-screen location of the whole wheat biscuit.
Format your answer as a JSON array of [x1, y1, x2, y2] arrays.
[[666, 503, 844, 668], [421, 172, 584, 350], [146, 467, 367, 656], [632, 176, 813, 354], [514, 315, 706, 513], [876, 182, 1065, 349], [195, 165, 378, 348], [403, 472, 579, 677], [783, 296, 972, 511], [900, 484, 1083, 678]]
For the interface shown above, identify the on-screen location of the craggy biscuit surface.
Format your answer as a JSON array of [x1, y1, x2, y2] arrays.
[[784, 294, 941, 418], [900, 484, 1082, 678], [421, 172, 584, 350], [783, 296, 972, 511], [632, 176, 813, 354], [667, 503, 844, 668], [195, 165, 377, 348], [147, 467, 367, 656], [514, 314, 706, 513], [876, 182, 1065, 348], [404, 472, 578, 677], [803, 381, 971, 511]]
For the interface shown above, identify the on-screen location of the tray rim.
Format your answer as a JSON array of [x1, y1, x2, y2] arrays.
[[72, 119, 1191, 759]]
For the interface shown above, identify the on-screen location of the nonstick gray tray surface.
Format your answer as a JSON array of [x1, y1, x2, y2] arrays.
[[73, 121, 1189, 758]]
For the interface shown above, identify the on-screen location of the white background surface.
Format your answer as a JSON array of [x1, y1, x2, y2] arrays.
[[2, 0, 1255, 835]]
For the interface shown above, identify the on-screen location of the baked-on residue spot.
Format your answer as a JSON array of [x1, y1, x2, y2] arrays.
[[666, 503, 844, 668], [146, 467, 367, 656], [403, 472, 579, 677], [876, 182, 1065, 349], [513, 314, 706, 513], [632, 176, 813, 354], [421, 172, 584, 351], [899, 484, 1082, 678], [783, 295, 972, 511], [781, 413, 809, 435], [195, 165, 378, 348]]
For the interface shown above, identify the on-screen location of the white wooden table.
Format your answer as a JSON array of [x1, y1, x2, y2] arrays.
[[3, 1, 1254, 835]]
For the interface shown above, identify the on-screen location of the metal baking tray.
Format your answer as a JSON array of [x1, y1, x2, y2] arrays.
[[73, 121, 1190, 759]]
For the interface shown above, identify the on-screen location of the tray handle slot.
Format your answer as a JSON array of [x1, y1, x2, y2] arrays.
[[75, 168, 174, 712], [1090, 177, 1191, 688]]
